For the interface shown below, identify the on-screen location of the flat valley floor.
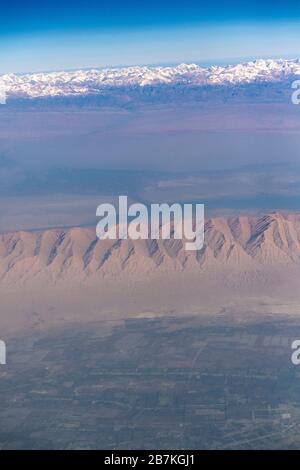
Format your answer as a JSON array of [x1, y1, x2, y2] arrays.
[[1, 314, 300, 449]]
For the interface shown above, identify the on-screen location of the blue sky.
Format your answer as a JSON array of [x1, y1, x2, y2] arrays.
[[1, 0, 300, 72]]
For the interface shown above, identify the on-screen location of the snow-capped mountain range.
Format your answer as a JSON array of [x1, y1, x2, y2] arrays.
[[0, 59, 299, 100]]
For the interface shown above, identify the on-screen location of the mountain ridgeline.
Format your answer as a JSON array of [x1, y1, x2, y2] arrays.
[[1, 213, 300, 284]]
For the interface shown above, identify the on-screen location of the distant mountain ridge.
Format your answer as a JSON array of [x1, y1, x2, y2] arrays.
[[1, 212, 300, 285], [0, 59, 299, 103]]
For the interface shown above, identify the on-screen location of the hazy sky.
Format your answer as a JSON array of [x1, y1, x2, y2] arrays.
[[1, 0, 300, 73]]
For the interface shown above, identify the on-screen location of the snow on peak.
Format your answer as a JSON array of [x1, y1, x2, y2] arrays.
[[0, 59, 299, 99]]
